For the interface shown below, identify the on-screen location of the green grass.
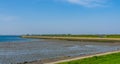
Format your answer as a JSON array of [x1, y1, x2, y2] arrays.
[[58, 52, 120, 64], [105, 35, 120, 38], [24, 34, 120, 38]]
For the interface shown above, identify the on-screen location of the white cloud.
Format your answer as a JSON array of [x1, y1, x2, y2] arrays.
[[59, 0, 110, 7]]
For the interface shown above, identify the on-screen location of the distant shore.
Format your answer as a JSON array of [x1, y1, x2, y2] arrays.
[[22, 36, 120, 42]]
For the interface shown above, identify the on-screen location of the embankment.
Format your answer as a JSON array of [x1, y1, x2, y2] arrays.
[[22, 36, 120, 42]]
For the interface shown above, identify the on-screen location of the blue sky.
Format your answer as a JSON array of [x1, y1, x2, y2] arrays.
[[0, 0, 120, 35]]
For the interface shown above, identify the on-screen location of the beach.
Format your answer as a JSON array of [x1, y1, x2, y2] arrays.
[[0, 36, 120, 64]]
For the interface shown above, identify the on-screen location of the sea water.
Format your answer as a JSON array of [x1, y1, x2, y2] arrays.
[[0, 36, 31, 42]]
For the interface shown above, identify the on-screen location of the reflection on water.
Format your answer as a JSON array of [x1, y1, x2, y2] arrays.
[[0, 39, 120, 64]]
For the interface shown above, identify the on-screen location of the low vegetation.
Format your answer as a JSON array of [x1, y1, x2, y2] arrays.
[[25, 34, 120, 38], [58, 52, 120, 64], [22, 34, 120, 42]]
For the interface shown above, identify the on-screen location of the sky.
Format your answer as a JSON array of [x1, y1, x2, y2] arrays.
[[0, 0, 120, 35]]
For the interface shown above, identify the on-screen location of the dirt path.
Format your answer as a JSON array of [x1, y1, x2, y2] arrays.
[[45, 50, 120, 64]]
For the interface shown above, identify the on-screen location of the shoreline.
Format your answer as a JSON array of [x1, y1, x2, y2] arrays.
[[22, 36, 120, 42], [20, 36, 120, 64], [21, 50, 120, 64], [45, 50, 120, 64]]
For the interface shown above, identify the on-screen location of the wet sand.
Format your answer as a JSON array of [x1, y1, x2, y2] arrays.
[[0, 39, 120, 64], [11, 40, 120, 64]]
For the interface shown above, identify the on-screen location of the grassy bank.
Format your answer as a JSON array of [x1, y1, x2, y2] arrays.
[[58, 52, 120, 64], [22, 35, 120, 42]]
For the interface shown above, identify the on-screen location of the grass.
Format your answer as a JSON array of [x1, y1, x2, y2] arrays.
[[22, 35, 120, 42], [58, 52, 120, 64], [23, 34, 120, 38]]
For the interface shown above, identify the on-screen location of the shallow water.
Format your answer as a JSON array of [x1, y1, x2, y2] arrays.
[[0, 36, 32, 42], [0, 36, 120, 64]]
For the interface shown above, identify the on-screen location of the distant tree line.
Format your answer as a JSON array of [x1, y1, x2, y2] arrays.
[[24, 34, 120, 38]]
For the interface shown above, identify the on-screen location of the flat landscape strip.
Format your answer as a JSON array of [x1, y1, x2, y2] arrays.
[[22, 36, 120, 42], [45, 51, 120, 64]]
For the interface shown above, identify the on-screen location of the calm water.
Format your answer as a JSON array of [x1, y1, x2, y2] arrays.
[[0, 36, 120, 64], [0, 36, 31, 42]]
